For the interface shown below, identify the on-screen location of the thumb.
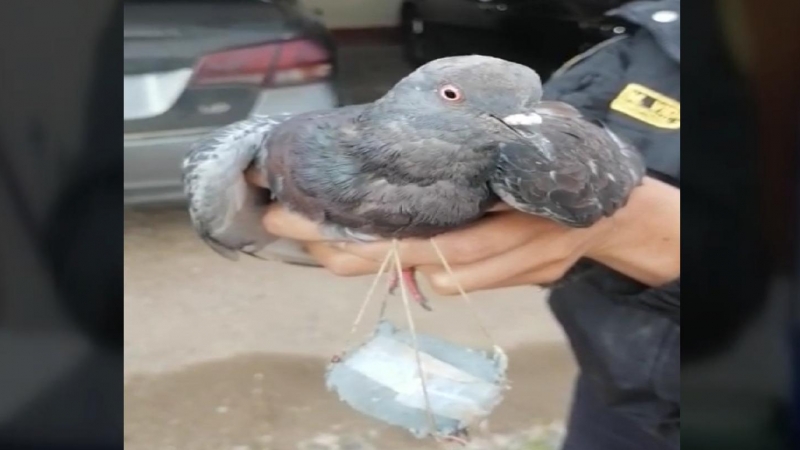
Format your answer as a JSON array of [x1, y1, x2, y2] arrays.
[[245, 165, 269, 188]]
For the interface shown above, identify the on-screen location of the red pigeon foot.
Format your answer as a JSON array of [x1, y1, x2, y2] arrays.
[[388, 268, 432, 311]]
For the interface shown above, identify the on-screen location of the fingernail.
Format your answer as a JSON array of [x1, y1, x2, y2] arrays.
[[333, 242, 347, 250]]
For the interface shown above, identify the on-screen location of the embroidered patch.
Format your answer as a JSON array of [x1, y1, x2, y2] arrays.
[[610, 83, 680, 129]]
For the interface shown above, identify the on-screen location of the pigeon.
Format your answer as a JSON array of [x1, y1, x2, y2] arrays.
[[182, 55, 645, 309]]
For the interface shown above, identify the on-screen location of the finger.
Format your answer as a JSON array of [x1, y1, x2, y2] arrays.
[[245, 165, 269, 188], [417, 261, 568, 295], [472, 257, 580, 290], [460, 228, 596, 291], [262, 203, 328, 241], [340, 212, 542, 266], [415, 241, 572, 295], [304, 242, 382, 276], [414, 212, 553, 265]]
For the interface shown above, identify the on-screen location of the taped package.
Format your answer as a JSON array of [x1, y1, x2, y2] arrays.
[[326, 320, 509, 440]]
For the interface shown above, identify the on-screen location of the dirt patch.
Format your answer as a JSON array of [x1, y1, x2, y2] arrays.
[[124, 344, 575, 450], [124, 207, 577, 449]]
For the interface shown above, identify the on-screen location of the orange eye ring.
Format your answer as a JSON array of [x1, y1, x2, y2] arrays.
[[439, 84, 463, 102]]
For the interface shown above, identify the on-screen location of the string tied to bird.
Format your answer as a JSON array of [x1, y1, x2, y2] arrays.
[[325, 239, 509, 446]]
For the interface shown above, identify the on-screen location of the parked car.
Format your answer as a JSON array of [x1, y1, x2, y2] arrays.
[[124, 0, 339, 205], [400, 0, 628, 80]]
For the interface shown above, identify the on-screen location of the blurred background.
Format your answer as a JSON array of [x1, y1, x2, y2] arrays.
[[0, 0, 794, 449], [123, 1, 627, 449], [120, 1, 795, 450]]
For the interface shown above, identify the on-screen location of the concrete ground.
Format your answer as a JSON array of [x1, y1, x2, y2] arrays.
[[124, 44, 577, 450]]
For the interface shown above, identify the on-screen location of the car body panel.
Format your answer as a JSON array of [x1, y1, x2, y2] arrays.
[[124, 0, 338, 205], [124, 82, 337, 205]]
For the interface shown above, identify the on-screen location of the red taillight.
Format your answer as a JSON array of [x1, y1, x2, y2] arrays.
[[271, 39, 333, 86], [191, 39, 332, 87]]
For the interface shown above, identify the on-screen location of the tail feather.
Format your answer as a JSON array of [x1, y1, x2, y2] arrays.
[[182, 115, 289, 258]]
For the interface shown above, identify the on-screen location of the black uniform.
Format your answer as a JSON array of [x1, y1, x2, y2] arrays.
[[542, 1, 680, 448]]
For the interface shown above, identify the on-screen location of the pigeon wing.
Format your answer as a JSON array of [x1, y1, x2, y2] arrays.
[[182, 114, 290, 259], [490, 101, 645, 227]]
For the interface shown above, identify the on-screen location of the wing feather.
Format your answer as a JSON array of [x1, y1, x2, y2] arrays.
[[490, 102, 645, 227]]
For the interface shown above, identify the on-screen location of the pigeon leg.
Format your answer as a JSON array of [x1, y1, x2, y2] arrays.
[[388, 268, 432, 311]]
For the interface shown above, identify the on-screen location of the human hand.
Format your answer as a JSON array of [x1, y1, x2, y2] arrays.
[[263, 201, 608, 293], [256, 175, 679, 294]]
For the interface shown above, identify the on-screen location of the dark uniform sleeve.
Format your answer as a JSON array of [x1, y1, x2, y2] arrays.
[[542, 27, 681, 319], [536, 1, 681, 445], [542, 35, 632, 122]]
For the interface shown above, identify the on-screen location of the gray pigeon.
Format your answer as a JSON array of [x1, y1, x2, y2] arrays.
[[182, 55, 644, 308]]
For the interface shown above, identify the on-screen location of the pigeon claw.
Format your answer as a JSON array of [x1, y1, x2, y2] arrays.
[[388, 268, 432, 311]]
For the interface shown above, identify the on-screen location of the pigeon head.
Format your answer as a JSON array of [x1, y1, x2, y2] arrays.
[[368, 55, 542, 122], [356, 55, 543, 159], [343, 55, 546, 180]]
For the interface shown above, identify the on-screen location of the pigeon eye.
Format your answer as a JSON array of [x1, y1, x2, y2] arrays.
[[439, 85, 463, 102]]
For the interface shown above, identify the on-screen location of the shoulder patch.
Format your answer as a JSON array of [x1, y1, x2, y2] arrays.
[[550, 35, 629, 79], [610, 83, 680, 129]]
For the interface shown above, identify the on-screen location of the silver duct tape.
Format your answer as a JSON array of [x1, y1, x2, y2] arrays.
[[326, 321, 509, 439]]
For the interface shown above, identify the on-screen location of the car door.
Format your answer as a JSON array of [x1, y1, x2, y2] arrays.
[[416, 0, 512, 56]]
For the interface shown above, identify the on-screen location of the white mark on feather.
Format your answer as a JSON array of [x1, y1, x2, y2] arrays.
[[527, 132, 555, 161], [604, 126, 627, 149], [503, 113, 542, 126], [608, 174, 616, 182], [588, 160, 598, 174]]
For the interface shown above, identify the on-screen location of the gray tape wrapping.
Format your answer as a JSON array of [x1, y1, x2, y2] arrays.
[[325, 321, 509, 439]]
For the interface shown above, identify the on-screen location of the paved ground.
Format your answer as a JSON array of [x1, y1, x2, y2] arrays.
[[124, 44, 577, 450], [124, 207, 576, 450]]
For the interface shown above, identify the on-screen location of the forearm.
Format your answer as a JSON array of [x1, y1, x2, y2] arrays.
[[587, 177, 680, 287]]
